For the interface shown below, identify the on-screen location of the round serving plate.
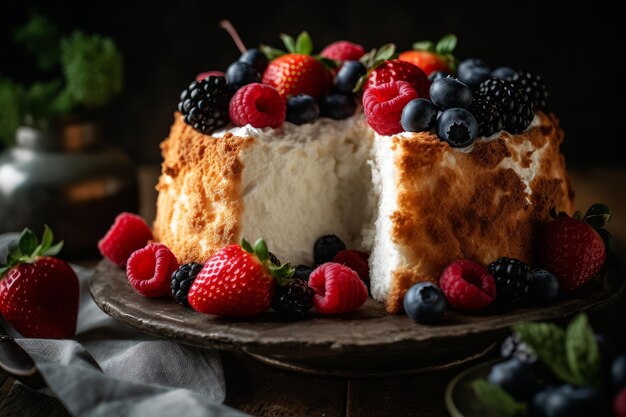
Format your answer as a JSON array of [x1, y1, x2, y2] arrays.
[[89, 254, 625, 377]]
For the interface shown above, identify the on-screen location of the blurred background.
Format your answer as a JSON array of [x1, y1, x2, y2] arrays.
[[1, 0, 625, 255]]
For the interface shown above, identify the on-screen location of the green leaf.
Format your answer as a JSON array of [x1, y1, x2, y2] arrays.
[[0, 266, 9, 277], [573, 210, 583, 220], [359, 48, 377, 67], [241, 238, 254, 254], [60, 31, 124, 109], [374, 43, 396, 62], [14, 14, 61, 71], [8, 243, 23, 261], [253, 239, 269, 263], [584, 204, 611, 228], [19, 228, 38, 256], [566, 313, 601, 386], [435, 34, 457, 55], [353, 74, 368, 93], [295, 31, 313, 55], [513, 321, 578, 384], [22, 80, 66, 125], [41, 224, 54, 250], [280, 33, 296, 54], [270, 263, 295, 286], [260, 44, 286, 60], [316, 56, 339, 70], [412, 41, 435, 52], [42, 240, 63, 257], [471, 379, 527, 417]]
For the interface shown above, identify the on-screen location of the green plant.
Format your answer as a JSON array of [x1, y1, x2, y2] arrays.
[[0, 14, 124, 145]]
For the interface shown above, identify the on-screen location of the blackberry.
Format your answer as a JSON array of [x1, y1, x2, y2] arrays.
[[511, 70, 548, 110], [487, 257, 531, 303], [271, 278, 314, 320], [501, 333, 538, 364], [178, 76, 231, 134], [468, 97, 503, 136], [475, 79, 534, 134], [171, 262, 203, 306]]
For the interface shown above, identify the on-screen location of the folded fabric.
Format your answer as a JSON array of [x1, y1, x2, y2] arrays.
[[1, 233, 249, 417]]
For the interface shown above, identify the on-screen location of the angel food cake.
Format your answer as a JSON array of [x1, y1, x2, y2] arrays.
[[153, 33, 574, 313]]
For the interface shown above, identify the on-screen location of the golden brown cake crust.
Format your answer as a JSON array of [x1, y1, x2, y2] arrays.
[[385, 113, 573, 313], [153, 113, 254, 264]]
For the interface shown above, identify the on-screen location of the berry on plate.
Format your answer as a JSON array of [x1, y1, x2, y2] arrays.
[[171, 262, 203, 307], [319, 94, 357, 120], [488, 358, 540, 401], [363, 80, 419, 135], [398, 34, 457, 76], [320, 40, 366, 62], [225, 61, 260, 89], [188, 239, 294, 317], [429, 77, 473, 110], [365, 59, 430, 99], [487, 257, 531, 304], [126, 243, 179, 297], [229, 83, 286, 128], [401, 98, 439, 132], [537, 205, 610, 292], [314, 234, 346, 265], [439, 260, 496, 310], [403, 282, 447, 324], [261, 32, 332, 99], [271, 278, 314, 320], [178, 76, 231, 134], [332, 249, 369, 288], [437, 108, 478, 148], [527, 269, 560, 304], [0, 226, 79, 339], [308, 262, 368, 314], [539, 384, 610, 417], [286, 94, 319, 125], [500, 333, 538, 364], [98, 212, 153, 267]]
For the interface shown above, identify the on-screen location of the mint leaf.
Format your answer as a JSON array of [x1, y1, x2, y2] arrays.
[[471, 379, 527, 417], [435, 34, 457, 55], [19, 228, 38, 256], [295, 31, 313, 55], [513, 322, 578, 384], [412, 41, 435, 52], [279, 34, 296, 54], [584, 204, 611, 228], [566, 313, 601, 386]]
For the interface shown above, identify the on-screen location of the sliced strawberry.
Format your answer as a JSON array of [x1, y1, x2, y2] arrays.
[[188, 239, 294, 317], [0, 226, 79, 339]]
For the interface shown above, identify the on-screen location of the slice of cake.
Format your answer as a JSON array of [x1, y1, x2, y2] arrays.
[[153, 32, 574, 313]]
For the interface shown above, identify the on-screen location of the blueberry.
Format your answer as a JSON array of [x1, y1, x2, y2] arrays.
[[334, 61, 366, 94], [458, 58, 488, 75], [429, 78, 473, 110], [542, 385, 611, 417], [488, 359, 541, 401], [293, 265, 314, 281], [458, 66, 491, 90], [437, 108, 478, 148], [403, 282, 447, 324], [225, 61, 260, 89], [492, 66, 517, 80], [239, 48, 268, 74], [532, 386, 558, 417], [527, 269, 560, 304], [286, 94, 320, 125], [612, 355, 626, 391], [401, 99, 438, 132], [428, 71, 450, 82], [319, 94, 356, 120], [314, 235, 346, 265], [500, 333, 538, 363]]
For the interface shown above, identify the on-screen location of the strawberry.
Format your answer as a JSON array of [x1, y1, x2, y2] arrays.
[[0, 226, 79, 339], [398, 34, 457, 76], [261, 32, 332, 99], [365, 59, 430, 98], [188, 239, 294, 317], [320, 40, 366, 62], [537, 205, 611, 292]]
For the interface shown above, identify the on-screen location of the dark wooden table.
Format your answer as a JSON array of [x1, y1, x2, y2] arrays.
[[1, 166, 625, 417]]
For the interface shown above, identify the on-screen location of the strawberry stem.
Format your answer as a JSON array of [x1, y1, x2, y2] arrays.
[[219, 20, 247, 54]]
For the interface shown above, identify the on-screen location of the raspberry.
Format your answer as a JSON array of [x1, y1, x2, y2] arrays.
[[439, 260, 496, 310], [320, 41, 366, 62], [127, 243, 179, 297], [365, 59, 430, 98], [229, 83, 286, 128], [363, 81, 418, 135], [332, 249, 369, 288], [98, 212, 153, 267], [308, 262, 368, 314]]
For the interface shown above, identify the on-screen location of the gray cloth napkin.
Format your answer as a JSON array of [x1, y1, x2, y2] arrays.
[[0, 234, 250, 417]]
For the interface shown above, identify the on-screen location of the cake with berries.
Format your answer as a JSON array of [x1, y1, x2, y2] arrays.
[[153, 32, 573, 313]]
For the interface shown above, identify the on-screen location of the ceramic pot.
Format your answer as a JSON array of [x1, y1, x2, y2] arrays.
[[0, 122, 138, 258]]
